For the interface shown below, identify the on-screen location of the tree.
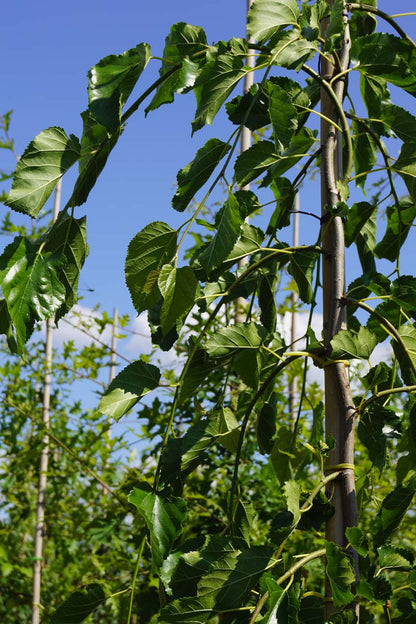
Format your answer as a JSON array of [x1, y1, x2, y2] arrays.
[[3, 1, 416, 621]]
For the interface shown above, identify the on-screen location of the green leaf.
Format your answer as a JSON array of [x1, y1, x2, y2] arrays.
[[88, 44, 150, 132], [199, 193, 243, 273], [158, 265, 199, 334], [39, 213, 88, 320], [160, 596, 215, 623], [330, 326, 378, 360], [146, 23, 207, 112], [263, 579, 287, 623], [0, 237, 66, 352], [351, 33, 416, 97], [68, 110, 120, 207], [268, 177, 295, 233], [358, 405, 401, 472], [268, 83, 298, 151], [161, 418, 220, 484], [0, 299, 17, 353], [324, 0, 345, 53], [345, 202, 376, 247], [192, 39, 247, 133], [125, 221, 177, 314], [205, 321, 266, 387], [99, 360, 160, 420], [374, 484, 416, 548], [264, 127, 317, 182], [355, 212, 377, 274], [259, 272, 277, 332], [269, 30, 317, 71], [298, 595, 324, 624], [6, 127, 80, 217], [378, 544, 414, 572], [197, 544, 274, 610], [50, 583, 105, 623], [257, 401, 276, 454], [287, 247, 317, 304], [325, 541, 355, 608], [247, 0, 300, 45], [128, 485, 187, 570], [352, 120, 377, 191], [393, 324, 416, 385], [392, 144, 416, 204], [173, 139, 231, 211], [234, 140, 278, 187], [381, 103, 416, 143]]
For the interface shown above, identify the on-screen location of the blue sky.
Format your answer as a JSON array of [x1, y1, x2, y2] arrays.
[[1, 0, 416, 322]]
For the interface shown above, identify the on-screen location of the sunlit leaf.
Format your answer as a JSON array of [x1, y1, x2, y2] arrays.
[[0, 237, 66, 352], [392, 144, 416, 204], [234, 140, 278, 187], [125, 221, 177, 314], [158, 264, 199, 334], [99, 360, 160, 420], [199, 192, 243, 273], [268, 83, 298, 151], [129, 485, 187, 570], [192, 39, 247, 133], [247, 0, 300, 45], [331, 326, 378, 360], [147, 23, 207, 112], [173, 139, 231, 211], [6, 127, 80, 217], [50, 583, 105, 623], [88, 43, 150, 132], [345, 201, 376, 247]]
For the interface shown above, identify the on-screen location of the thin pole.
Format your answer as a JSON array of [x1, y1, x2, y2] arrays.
[[235, 0, 255, 324], [32, 179, 61, 624], [289, 194, 299, 423]]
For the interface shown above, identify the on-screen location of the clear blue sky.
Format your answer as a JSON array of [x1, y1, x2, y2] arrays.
[[1, 0, 415, 318]]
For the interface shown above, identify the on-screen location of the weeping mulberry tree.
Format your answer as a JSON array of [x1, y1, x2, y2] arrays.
[[3, 1, 416, 621]]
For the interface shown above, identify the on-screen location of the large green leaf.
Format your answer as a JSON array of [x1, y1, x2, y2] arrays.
[[330, 326, 378, 360], [39, 213, 88, 320], [392, 144, 416, 204], [345, 202, 376, 247], [0, 237, 66, 352], [147, 23, 208, 112], [247, 0, 300, 45], [358, 405, 401, 473], [98, 360, 160, 420], [192, 38, 247, 133], [199, 193, 243, 273], [270, 30, 317, 71], [128, 485, 187, 570], [268, 83, 298, 151], [50, 583, 105, 623], [393, 324, 416, 385], [325, 541, 355, 608], [172, 139, 231, 211], [88, 43, 150, 132], [205, 322, 267, 388], [355, 212, 377, 274], [287, 247, 317, 304], [351, 33, 416, 96], [6, 127, 80, 217], [234, 140, 278, 187], [257, 401, 276, 455], [373, 484, 416, 548], [380, 103, 416, 143], [125, 221, 177, 314], [263, 127, 317, 183], [351, 120, 377, 191], [68, 110, 120, 207], [197, 544, 274, 610], [158, 264, 199, 334]]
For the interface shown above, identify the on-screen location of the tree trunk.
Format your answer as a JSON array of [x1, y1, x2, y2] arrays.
[[320, 3, 359, 619]]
